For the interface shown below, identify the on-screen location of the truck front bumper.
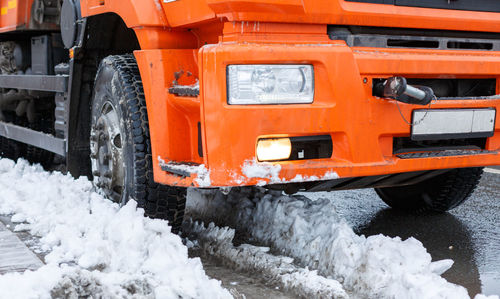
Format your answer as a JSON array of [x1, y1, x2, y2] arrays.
[[137, 42, 500, 188]]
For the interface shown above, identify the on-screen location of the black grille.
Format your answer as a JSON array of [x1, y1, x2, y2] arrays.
[[405, 79, 496, 99], [329, 26, 500, 51], [393, 137, 487, 155]]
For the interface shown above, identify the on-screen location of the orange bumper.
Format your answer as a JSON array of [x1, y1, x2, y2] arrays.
[[136, 42, 500, 188]]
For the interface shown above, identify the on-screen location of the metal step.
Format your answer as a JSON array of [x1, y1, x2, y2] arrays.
[[0, 75, 68, 92], [0, 121, 66, 156], [161, 162, 201, 177], [168, 84, 200, 97]]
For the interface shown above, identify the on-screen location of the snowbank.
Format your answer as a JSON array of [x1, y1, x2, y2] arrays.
[[187, 188, 481, 299], [185, 220, 348, 298], [0, 159, 230, 299]]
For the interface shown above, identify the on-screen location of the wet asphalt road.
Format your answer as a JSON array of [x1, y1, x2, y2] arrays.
[[307, 168, 500, 297]]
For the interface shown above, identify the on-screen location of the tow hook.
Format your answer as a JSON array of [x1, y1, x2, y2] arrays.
[[373, 76, 436, 105]]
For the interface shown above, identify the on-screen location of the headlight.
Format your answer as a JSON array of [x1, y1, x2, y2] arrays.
[[227, 65, 314, 105]]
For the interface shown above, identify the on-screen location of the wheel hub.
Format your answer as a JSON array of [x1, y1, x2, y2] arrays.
[[90, 101, 125, 203]]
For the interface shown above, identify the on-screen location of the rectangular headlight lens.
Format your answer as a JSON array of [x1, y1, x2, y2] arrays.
[[227, 65, 314, 105]]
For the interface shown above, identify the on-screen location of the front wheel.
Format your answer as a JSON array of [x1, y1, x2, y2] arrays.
[[90, 54, 186, 232], [375, 167, 483, 213]]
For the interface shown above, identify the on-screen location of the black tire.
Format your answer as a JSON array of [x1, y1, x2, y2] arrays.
[[90, 54, 186, 232], [24, 111, 55, 169], [0, 112, 25, 161], [0, 135, 24, 161], [0, 108, 54, 169], [375, 167, 483, 213]]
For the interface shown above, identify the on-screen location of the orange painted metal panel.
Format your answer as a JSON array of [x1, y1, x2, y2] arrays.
[[81, 0, 500, 34], [0, 0, 32, 33], [134, 27, 199, 49], [207, 0, 500, 33], [79, 0, 500, 53], [82, 0, 168, 28], [161, 0, 216, 28], [137, 42, 500, 187], [135, 49, 203, 187], [199, 43, 500, 187], [82, 0, 201, 49], [221, 22, 329, 43]]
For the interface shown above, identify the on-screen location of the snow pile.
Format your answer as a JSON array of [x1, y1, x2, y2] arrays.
[[0, 159, 229, 299], [185, 220, 348, 299], [187, 188, 477, 299]]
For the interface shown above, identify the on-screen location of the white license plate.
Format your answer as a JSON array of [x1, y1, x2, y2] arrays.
[[411, 108, 496, 140]]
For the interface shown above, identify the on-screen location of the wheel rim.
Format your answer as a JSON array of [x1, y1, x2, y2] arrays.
[[90, 100, 125, 203]]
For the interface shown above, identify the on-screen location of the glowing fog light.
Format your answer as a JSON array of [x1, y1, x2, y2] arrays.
[[256, 138, 292, 161]]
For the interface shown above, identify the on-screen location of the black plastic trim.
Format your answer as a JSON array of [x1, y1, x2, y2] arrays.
[[411, 132, 494, 141], [266, 169, 452, 192], [198, 122, 203, 157]]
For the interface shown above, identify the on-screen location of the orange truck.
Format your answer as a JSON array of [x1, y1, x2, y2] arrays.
[[0, 0, 499, 231]]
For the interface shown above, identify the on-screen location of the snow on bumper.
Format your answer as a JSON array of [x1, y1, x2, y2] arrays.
[[158, 157, 339, 188]]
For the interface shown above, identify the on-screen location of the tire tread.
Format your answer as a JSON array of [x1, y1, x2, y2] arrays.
[[99, 54, 186, 232], [375, 167, 483, 213]]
